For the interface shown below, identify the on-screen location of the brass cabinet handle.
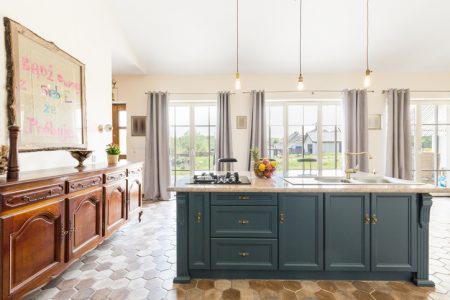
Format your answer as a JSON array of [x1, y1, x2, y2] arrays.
[[364, 213, 370, 224], [196, 212, 202, 223], [22, 196, 31, 202], [372, 214, 378, 224], [238, 219, 249, 225], [239, 252, 250, 257], [279, 213, 285, 224], [239, 196, 250, 200]]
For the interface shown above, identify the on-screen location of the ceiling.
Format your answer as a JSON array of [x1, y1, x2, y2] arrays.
[[110, 0, 450, 75]]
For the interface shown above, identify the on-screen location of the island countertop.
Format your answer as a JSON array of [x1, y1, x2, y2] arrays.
[[167, 172, 449, 193]]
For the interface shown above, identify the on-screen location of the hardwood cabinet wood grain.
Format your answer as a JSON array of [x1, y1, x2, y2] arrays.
[[103, 180, 127, 238], [128, 176, 142, 220]]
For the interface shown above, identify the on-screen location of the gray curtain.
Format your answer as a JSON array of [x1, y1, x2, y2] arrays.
[[248, 90, 266, 170], [144, 92, 170, 200], [342, 89, 369, 172], [386, 89, 412, 180], [215, 92, 233, 171]]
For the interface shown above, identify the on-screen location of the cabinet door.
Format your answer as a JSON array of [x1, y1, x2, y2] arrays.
[[66, 188, 102, 261], [128, 176, 142, 219], [371, 194, 417, 272], [325, 194, 370, 271], [188, 193, 210, 269], [103, 180, 127, 238], [1, 199, 65, 299], [279, 193, 323, 270]]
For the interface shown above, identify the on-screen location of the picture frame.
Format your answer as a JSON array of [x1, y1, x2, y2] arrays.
[[131, 116, 146, 136], [368, 114, 382, 130], [4, 17, 87, 152], [236, 116, 247, 129]]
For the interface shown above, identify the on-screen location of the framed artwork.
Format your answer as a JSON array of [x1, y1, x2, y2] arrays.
[[368, 114, 382, 130], [4, 17, 87, 152], [131, 116, 146, 136], [236, 116, 247, 129]]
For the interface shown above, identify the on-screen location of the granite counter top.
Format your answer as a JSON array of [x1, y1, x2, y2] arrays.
[[167, 172, 450, 193]]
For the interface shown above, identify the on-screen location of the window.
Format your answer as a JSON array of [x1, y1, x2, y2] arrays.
[[411, 101, 450, 185], [169, 102, 216, 183], [112, 104, 127, 159], [266, 101, 342, 176]]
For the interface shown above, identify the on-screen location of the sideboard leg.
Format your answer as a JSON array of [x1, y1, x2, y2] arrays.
[[7, 125, 19, 180], [174, 192, 191, 283], [414, 194, 434, 287]]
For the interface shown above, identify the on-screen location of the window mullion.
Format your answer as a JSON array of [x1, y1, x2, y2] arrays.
[[317, 104, 323, 176]]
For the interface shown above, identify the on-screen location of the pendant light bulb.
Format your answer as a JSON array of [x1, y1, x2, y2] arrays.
[[297, 75, 304, 90], [364, 69, 371, 88], [234, 72, 241, 90]]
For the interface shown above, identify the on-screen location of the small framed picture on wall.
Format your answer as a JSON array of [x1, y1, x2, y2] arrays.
[[236, 116, 247, 129], [131, 116, 146, 136], [368, 114, 382, 130]]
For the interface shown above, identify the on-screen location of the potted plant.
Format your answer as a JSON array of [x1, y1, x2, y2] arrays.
[[106, 143, 120, 165], [250, 148, 277, 178]]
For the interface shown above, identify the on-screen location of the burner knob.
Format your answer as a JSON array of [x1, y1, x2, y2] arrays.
[[226, 172, 231, 178], [234, 172, 240, 181]]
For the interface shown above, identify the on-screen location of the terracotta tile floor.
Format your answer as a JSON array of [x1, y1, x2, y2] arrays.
[[25, 197, 450, 300]]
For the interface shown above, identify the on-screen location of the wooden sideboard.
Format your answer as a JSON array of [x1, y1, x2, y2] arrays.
[[0, 161, 143, 300]]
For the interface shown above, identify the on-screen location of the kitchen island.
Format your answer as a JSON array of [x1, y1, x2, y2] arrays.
[[168, 173, 445, 287]]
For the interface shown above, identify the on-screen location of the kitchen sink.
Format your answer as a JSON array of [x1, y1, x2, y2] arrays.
[[313, 177, 352, 184], [352, 177, 394, 184]]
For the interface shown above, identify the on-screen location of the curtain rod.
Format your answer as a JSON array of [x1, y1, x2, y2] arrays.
[[144, 92, 235, 95], [242, 90, 375, 94], [382, 90, 450, 94]]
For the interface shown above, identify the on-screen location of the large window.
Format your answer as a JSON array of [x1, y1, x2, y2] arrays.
[[411, 101, 450, 185], [266, 101, 342, 176], [169, 102, 216, 182]]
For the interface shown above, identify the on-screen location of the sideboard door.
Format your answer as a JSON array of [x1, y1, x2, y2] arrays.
[[279, 193, 324, 270], [66, 188, 103, 261], [325, 193, 370, 271], [1, 199, 65, 299], [128, 177, 142, 220], [371, 194, 417, 272], [103, 180, 127, 238], [188, 193, 210, 269]]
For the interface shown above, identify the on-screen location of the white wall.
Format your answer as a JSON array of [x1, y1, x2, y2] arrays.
[[0, 0, 118, 171], [114, 72, 450, 174]]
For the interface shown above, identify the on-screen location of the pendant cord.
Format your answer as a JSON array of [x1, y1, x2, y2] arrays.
[[299, 0, 302, 75], [236, 0, 239, 73], [366, 0, 369, 71]]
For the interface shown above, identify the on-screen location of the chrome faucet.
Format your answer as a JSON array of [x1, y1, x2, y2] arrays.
[[345, 151, 373, 179]]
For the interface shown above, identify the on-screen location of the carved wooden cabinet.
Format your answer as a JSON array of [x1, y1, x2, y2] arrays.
[[66, 188, 102, 261], [103, 179, 127, 238], [0, 161, 143, 299], [1, 199, 65, 299]]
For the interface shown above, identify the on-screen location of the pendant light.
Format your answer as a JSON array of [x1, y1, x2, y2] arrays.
[[234, 0, 241, 90], [297, 0, 304, 90], [364, 0, 372, 88]]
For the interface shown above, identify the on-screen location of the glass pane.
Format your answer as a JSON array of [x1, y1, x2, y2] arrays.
[[438, 104, 448, 124], [287, 105, 303, 126], [322, 105, 337, 126], [421, 125, 434, 152], [303, 106, 318, 125], [421, 105, 436, 124], [210, 106, 217, 126], [321, 126, 342, 170], [118, 110, 127, 127], [194, 106, 209, 126], [268, 105, 283, 126], [175, 127, 190, 155], [267, 125, 284, 171], [437, 125, 448, 170], [194, 127, 211, 171], [119, 129, 127, 154], [174, 106, 190, 125], [210, 127, 216, 169]]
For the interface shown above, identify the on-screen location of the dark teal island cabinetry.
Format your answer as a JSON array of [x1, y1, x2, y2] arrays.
[[174, 192, 433, 286]]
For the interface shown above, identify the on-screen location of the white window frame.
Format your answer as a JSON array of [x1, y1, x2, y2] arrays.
[[266, 99, 342, 177]]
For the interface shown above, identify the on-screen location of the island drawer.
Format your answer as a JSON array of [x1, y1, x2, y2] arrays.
[[211, 193, 277, 206], [211, 206, 278, 238], [211, 238, 277, 270]]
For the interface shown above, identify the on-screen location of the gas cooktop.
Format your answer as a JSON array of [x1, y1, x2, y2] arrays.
[[189, 172, 251, 185]]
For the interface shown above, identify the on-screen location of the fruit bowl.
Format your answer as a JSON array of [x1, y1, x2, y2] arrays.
[[69, 150, 93, 168]]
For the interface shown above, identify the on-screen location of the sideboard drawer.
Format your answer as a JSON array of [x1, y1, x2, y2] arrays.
[[211, 193, 277, 206], [1, 184, 65, 211], [104, 170, 127, 184], [67, 175, 103, 193], [211, 238, 277, 270], [211, 206, 278, 238], [128, 166, 143, 177]]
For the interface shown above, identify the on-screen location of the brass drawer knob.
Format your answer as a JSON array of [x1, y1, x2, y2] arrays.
[[279, 213, 285, 224], [239, 196, 250, 200], [238, 219, 250, 225], [364, 213, 370, 224], [372, 214, 378, 224], [239, 252, 250, 257], [196, 212, 202, 223]]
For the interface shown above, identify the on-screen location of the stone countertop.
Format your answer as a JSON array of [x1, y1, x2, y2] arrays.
[[167, 172, 450, 193]]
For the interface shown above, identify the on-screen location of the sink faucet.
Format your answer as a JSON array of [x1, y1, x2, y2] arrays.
[[345, 151, 373, 179]]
